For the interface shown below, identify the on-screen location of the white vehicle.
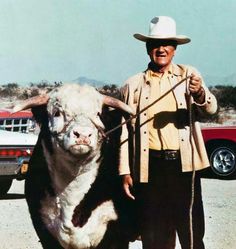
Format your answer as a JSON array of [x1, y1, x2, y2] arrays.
[[0, 109, 36, 133], [0, 129, 38, 196]]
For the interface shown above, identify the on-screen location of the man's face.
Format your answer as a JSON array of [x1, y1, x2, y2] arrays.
[[147, 40, 177, 70]]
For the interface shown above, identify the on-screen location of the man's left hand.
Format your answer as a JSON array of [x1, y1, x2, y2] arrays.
[[189, 73, 202, 94], [189, 73, 205, 103]]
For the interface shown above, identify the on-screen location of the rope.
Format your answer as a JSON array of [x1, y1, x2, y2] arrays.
[[104, 75, 191, 137], [188, 96, 195, 249]]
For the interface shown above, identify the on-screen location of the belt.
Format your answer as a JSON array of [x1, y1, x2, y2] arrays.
[[149, 149, 180, 160]]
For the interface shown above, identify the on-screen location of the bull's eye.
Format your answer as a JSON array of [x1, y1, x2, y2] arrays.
[[50, 109, 65, 134], [54, 110, 60, 117]]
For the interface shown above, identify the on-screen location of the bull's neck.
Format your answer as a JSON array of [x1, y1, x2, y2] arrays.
[[45, 147, 101, 195]]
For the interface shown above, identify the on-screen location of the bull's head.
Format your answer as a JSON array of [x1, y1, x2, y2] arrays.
[[12, 84, 133, 157]]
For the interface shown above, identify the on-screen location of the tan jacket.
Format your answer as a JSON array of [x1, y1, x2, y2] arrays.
[[119, 64, 218, 183]]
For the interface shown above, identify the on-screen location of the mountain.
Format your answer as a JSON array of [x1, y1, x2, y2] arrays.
[[74, 74, 236, 88], [72, 76, 107, 87]]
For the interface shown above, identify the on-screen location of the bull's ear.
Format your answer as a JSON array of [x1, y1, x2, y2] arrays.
[[100, 106, 123, 132], [31, 105, 49, 126]]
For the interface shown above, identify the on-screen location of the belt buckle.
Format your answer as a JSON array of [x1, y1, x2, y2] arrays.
[[164, 151, 178, 160]]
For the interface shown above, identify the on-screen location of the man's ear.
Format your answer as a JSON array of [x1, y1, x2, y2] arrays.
[[173, 45, 177, 56]]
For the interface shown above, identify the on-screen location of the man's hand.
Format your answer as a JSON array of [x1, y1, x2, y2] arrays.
[[122, 174, 135, 200], [189, 73, 205, 103], [189, 73, 202, 94]]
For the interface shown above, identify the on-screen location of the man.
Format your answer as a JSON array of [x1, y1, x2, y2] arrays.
[[119, 16, 217, 249]]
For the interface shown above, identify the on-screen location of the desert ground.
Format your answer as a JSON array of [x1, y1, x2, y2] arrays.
[[0, 177, 236, 249]]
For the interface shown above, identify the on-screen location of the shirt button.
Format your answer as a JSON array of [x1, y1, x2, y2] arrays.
[[144, 113, 147, 116], [146, 81, 150, 85], [144, 149, 146, 152], [146, 97, 148, 100], [181, 138, 184, 142], [144, 131, 147, 134], [180, 103, 183, 106]]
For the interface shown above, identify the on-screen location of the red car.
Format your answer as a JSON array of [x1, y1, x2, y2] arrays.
[[201, 126, 236, 178]]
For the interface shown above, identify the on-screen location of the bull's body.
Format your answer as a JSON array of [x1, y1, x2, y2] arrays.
[[21, 84, 136, 249]]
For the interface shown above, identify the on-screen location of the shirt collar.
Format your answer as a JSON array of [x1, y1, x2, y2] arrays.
[[144, 63, 183, 83], [145, 63, 173, 81]]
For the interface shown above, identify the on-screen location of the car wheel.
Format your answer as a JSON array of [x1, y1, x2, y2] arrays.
[[0, 179, 13, 197], [209, 144, 236, 177]]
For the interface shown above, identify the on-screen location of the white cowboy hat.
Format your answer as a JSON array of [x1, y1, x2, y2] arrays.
[[134, 16, 191, 45]]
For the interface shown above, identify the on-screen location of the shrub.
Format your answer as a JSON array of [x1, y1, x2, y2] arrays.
[[209, 85, 236, 108], [0, 83, 19, 97]]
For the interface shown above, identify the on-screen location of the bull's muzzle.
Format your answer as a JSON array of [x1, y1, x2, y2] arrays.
[[73, 131, 91, 145]]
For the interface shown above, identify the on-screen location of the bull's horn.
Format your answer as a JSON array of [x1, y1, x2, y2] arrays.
[[102, 95, 135, 115], [13, 94, 50, 113]]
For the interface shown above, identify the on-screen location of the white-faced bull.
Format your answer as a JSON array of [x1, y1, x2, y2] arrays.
[[13, 84, 137, 249]]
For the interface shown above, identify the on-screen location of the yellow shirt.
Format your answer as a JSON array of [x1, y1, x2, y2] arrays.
[[147, 67, 180, 150]]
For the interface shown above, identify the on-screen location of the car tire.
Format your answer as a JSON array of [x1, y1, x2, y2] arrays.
[[208, 142, 236, 178], [0, 179, 13, 196]]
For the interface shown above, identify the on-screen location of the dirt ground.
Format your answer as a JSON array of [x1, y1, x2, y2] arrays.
[[0, 178, 236, 249]]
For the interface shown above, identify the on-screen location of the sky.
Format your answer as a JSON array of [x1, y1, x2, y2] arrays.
[[0, 0, 235, 86]]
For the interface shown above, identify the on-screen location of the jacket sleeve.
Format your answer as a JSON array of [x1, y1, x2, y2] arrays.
[[188, 66, 218, 115], [118, 84, 131, 175]]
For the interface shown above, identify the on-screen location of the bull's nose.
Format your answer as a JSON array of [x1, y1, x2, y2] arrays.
[[73, 131, 91, 145], [73, 131, 80, 138]]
